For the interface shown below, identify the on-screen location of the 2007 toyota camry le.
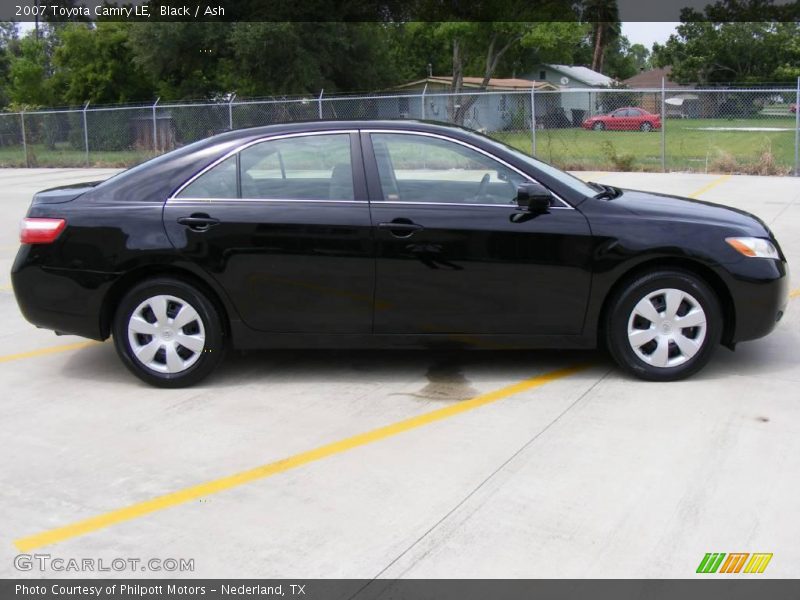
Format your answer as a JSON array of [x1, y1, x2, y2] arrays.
[[11, 121, 789, 387]]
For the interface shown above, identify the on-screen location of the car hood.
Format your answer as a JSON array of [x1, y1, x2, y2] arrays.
[[32, 181, 104, 205], [608, 188, 770, 236]]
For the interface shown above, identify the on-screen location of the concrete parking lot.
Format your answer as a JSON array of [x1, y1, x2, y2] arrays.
[[1, 168, 798, 579]]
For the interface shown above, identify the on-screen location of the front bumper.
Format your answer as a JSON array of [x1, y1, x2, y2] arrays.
[[726, 258, 789, 344]]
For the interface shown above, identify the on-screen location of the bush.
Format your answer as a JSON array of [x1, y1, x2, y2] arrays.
[[600, 141, 636, 171]]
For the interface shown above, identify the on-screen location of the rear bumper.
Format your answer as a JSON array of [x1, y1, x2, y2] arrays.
[[11, 246, 116, 341], [726, 258, 789, 344]]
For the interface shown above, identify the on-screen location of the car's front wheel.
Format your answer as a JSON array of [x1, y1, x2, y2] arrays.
[[593, 121, 605, 131], [605, 270, 722, 381], [112, 277, 225, 387]]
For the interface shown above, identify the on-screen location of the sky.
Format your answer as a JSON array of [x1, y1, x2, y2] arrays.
[[622, 22, 680, 50]]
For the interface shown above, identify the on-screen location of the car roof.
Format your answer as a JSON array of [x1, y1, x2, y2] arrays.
[[203, 119, 481, 145], [90, 120, 496, 203]]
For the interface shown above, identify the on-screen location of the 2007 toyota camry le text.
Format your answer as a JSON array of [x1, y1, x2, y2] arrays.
[[11, 121, 789, 387]]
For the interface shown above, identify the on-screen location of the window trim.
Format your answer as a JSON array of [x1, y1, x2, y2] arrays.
[[363, 129, 572, 209], [169, 130, 362, 202], [170, 128, 572, 209]]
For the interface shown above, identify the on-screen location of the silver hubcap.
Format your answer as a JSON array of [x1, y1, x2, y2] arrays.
[[627, 288, 707, 368], [127, 294, 206, 374]]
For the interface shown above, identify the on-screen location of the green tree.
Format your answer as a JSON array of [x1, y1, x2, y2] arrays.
[[51, 22, 154, 105], [652, 21, 800, 84], [628, 43, 651, 71], [6, 33, 53, 106], [0, 22, 19, 107], [581, 0, 621, 74], [127, 22, 231, 99], [604, 37, 651, 80], [417, 21, 588, 123], [224, 22, 406, 97]]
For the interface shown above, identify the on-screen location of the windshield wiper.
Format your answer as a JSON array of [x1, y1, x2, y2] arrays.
[[590, 182, 621, 200]]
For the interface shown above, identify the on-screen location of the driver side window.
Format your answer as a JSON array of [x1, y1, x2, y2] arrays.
[[370, 133, 526, 206]]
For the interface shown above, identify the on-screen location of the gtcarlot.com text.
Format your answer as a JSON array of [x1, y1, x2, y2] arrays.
[[14, 554, 194, 573]]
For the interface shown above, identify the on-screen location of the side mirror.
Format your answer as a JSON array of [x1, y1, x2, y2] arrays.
[[516, 182, 552, 212]]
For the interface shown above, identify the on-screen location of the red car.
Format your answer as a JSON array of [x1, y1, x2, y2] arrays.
[[791, 103, 797, 114], [582, 107, 661, 132]]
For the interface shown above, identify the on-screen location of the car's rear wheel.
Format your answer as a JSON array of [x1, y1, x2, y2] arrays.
[[593, 121, 605, 131], [640, 122, 654, 132], [112, 277, 225, 387], [605, 270, 722, 381]]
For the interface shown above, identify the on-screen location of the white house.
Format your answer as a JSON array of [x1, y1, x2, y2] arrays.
[[387, 76, 557, 131], [521, 65, 616, 126], [523, 64, 616, 89]]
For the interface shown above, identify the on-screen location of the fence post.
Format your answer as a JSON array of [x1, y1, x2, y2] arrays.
[[20, 111, 29, 168], [228, 93, 236, 130], [152, 97, 160, 154], [318, 89, 324, 119], [795, 76, 799, 177], [660, 77, 667, 173], [421, 83, 427, 120], [82, 101, 90, 166], [530, 85, 536, 157]]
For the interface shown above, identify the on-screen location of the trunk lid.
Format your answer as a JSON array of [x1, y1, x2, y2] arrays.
[[32, 181, 103, 205]]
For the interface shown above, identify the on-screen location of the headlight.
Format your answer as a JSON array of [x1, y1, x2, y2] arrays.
[[726, 237, 780, 259]]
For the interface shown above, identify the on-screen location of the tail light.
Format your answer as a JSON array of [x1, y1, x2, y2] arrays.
[[20, 218, 67, 244]]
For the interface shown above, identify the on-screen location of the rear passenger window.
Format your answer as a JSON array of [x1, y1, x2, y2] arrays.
[[240, 134, 354, 200], [177, 155, 237, 198]]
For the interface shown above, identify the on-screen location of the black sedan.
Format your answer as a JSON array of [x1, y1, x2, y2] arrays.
[[12, 121, 789, 387]]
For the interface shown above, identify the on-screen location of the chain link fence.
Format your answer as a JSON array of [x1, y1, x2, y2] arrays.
[[2, 82, 799, 175]]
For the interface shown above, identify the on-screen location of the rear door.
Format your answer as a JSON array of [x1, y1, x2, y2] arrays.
[[609, 108, 628, 130], [628, 108, 645, 129], [362, 130, 593, 336], [163, 131, 375, 334]]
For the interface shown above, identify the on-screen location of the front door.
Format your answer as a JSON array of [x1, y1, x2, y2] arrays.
[[362, 131, 593, 336], [163, 131, 374, 334]]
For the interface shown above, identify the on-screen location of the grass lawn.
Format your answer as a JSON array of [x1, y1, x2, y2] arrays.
[[1, 117, 797, 174], [492, 117, 798, 174], [0, 144, 154, 168]]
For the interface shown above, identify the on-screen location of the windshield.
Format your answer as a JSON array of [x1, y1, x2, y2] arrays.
[[470, 133, 598, 198]]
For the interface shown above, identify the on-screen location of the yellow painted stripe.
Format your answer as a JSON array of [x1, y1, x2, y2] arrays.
[[688, 174, 732, 198], [0, 340, 100, 364], [14, 363, 589, 552], [756, 553, 773, 573], [790, 288, 800, 299]]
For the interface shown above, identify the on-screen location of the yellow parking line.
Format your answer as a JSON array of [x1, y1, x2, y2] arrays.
[[13, 363, 589, 552], [0, 340, 100, 364], [688, 174, 732, 198], [790, 288, 800, 299]]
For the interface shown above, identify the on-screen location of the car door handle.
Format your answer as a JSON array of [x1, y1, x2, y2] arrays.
[[377, 220, 424, 238], [177, 214, 220, 231]]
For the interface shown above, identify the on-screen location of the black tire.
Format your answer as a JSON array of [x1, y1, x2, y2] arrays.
[[112, 277, 226, 388], [640, 122, 653, 132], [593, 121, 605, 131], [605, 270, 722, 381]]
